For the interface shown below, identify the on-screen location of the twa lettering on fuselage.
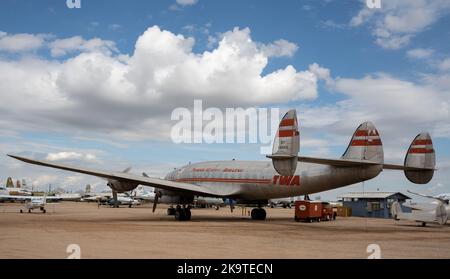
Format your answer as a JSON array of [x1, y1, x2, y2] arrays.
[[272, 175, 300, 186]]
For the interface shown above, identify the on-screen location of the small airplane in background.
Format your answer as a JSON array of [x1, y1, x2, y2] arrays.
[[0, 188, 60, 213], [20, 195, 49, 214], [8, 109, 437, 221], [269, 197, 295, 208], [391, 200, 447, 227], [392, 190, 450, 227], [107, 195, 141, 208]]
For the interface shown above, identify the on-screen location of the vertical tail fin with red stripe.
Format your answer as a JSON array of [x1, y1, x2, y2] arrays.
[[341, 121, 384, 164], [404, 132, 435, 184], [269, 109, 300, 176]]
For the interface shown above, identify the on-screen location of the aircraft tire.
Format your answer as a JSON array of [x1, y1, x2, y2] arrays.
[[167, 208, 176, 215], [251, 208, 266, 220], [184, 208, 191, 221], [43, 209, 46, 214], [20, 209, 23, 214], [28, 209, 31, 213], [175, 208, 186, 221]]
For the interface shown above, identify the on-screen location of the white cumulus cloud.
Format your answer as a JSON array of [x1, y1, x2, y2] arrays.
[[350, 0, 450, 49], [0, 32, 48, 52], [406, 48, 434, 59], [260, 39, 299, 58], [0, 25, 328, 141], [49, 36, 118, 57]]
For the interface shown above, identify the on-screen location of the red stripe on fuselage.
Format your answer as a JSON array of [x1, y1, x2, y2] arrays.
[[174, 178, 271, 184]]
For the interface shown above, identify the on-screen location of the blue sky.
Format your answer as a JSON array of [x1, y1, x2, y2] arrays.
[[0, 0, 449, 200]]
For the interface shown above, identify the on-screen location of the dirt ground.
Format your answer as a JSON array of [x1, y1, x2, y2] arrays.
[[0, 202, 449, 259]]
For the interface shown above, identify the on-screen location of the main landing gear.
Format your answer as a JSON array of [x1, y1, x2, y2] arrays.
[[251, 208, 266, 220], [170, 205, 192, 221]]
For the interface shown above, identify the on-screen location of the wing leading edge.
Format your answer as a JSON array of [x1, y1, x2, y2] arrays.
[[7, 155, 236, 198]]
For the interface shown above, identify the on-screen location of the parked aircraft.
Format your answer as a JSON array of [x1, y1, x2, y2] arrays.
[[401, 190, 450, 224], [20, 195, 49, 214], [391, 201, 447, 227], [3, 177, 32, 196], [0, 191, 61, 213], [8, 109, 437, 221], [107, 195, 141, 208], [269, 197, 294, 208]]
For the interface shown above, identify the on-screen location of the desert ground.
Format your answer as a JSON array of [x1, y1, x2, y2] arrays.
[[0, 202, 449, 259]]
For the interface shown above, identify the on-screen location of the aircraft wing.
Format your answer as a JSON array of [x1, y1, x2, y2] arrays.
[[298, 156, 435, 170], [407, 190, 449, 205], [7, 155, 236, 198], [0, 195, 62, 201]]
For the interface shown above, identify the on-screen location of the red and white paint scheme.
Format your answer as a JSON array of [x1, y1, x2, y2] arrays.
[[8, 109, 436, 221]]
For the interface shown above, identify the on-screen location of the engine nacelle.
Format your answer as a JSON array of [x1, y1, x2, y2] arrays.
[[157, 189, 194, 204], [107, 179, 138, 193]]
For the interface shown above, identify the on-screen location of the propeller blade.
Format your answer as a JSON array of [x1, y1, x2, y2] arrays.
[[122, 167, 132, 173], [152, 192, 161, 213], [113, 191, 118, 208]]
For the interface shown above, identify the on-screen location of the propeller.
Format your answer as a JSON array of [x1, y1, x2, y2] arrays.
[[142, 172, 160, 213], [122, 167, 132, 173], [112, 190, 118, 208], [152, 191, 161, 213]]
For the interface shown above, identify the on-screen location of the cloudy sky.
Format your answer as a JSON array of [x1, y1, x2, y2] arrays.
[[0, 0, 449, 199]]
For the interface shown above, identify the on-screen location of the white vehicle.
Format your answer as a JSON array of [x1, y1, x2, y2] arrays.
[[391, 201, 447, 227], [8, 109, 437, 221]]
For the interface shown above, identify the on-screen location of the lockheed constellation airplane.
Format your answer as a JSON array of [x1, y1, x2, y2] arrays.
[[8, 109, 436, 221]]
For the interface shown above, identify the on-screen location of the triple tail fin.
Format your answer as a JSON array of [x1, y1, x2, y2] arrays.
[[268, 109, 300, 176], [341, 121, 384, 164], [404, 132, 435, 184]]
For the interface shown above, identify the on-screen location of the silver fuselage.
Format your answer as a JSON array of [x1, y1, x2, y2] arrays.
[[164, 160, 382, 201]]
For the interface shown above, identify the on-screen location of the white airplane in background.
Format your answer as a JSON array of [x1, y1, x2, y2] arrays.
[[8, 109, 437, 221], [0, 188, 61, 213], [398, 190, 450, 225], [2, 177, 32, 196], [269, 197, 294, 208], [20, 195, 49, 214], [107, 195, 141, 208], [391, 201, 447, 227]]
